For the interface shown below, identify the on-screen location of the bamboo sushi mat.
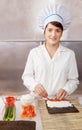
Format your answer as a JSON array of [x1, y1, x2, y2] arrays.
[[39, 99, 82, 130]]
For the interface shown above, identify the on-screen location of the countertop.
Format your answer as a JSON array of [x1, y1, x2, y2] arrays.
[[39, 99, 82, 130], [0, 97, 43, 130], [0, 96, 82, 130]]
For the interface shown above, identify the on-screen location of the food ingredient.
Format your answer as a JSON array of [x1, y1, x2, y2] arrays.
[[3, 96, 16, 121], [3, 105, 16, 121], [21, 104, 36, 118]]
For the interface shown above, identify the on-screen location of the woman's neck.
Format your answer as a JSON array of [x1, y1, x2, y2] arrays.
[[45, 42, 59, 58]]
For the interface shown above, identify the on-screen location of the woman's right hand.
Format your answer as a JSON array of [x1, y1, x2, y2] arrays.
[[34, 84, 48, 98]]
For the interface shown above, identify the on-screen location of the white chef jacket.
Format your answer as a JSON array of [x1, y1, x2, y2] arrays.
[[22, 44, 79, 97]]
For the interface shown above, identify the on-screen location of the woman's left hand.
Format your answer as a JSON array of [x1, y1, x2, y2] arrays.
[[56, 88, 68, 100]]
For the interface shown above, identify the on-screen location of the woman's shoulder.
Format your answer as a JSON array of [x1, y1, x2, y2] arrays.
[[29, 45, 42, 54]]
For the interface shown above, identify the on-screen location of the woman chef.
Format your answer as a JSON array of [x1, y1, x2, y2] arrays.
[[22, 4, 79, 100]]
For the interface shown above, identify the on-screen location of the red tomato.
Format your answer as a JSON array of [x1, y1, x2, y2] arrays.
[[5, 96, 16, 106], [21, 104, 36, 118]]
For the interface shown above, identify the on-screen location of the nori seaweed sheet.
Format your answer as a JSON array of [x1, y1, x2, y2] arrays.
[[0, 120, 36, 130], [46, 101, 79, 114]]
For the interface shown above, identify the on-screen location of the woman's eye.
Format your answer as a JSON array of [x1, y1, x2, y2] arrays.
[[48, 29, 52, 32], [56, 29, 61, 33]]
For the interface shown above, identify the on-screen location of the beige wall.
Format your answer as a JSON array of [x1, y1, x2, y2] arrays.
[[0, 0, 82, 41]]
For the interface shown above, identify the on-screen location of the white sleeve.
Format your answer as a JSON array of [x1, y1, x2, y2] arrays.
[[22, 51, 38, 91], [63, 51, 79, 94]]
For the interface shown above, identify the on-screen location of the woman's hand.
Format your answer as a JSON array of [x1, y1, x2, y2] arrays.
[[34, 83, 48, 98], [56, 88, 68, 100]]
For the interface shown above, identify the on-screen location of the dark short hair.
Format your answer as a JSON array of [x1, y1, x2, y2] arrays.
[[45, 21, 63, 31]]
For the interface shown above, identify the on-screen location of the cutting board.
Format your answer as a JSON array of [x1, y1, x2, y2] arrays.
[[0, 120, 36, 130]]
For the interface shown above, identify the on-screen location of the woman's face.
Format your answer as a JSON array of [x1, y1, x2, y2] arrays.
[[44, 23, 63, 46]]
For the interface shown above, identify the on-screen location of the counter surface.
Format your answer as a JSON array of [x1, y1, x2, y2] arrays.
[[39, 99, 82, 130], [0, 97, 43, 130], [0, 97, 82, 130]]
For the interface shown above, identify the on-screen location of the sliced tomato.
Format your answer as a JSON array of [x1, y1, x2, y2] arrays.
[[21, 104, 36, 118], [5, 96, 16, 106]]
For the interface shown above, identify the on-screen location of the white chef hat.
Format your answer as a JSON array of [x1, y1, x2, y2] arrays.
[[37, 4, 71, 30]]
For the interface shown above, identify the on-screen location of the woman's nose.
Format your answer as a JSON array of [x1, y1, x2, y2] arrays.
[[52, 31, 56, 36]]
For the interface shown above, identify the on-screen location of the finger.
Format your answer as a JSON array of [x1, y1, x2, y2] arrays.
[[35, 87, 47, 98], [64, 92, 68, 98], [40, 90, 48, 98], [56, 91, 62, 99], [34, 84, 48, 98], [59, 91, 68, 100], [34, 87, 42, 96], [39, 86, 48, 97], [59, 92, 66, 100]]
